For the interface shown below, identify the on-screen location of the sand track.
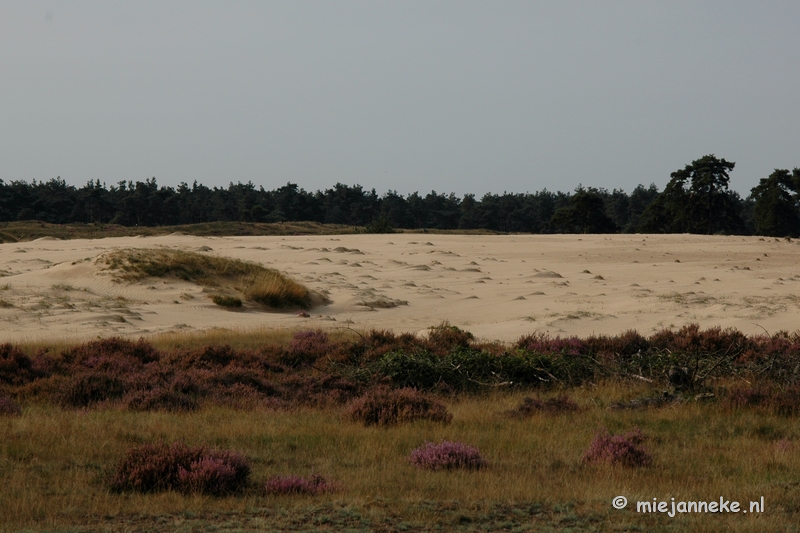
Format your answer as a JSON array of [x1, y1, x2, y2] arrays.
[[1, 234, 799, 343]]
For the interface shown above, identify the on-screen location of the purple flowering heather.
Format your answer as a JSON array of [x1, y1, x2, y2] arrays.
[[408, 440, 487, 470], [582, 427, 652, 467], [264, 474, 337, 495]]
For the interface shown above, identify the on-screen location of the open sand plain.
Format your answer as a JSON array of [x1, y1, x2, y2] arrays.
[[1, 233, 799, 343]]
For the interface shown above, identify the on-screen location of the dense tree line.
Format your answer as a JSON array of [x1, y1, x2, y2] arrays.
[[1, 155, 798, 235]]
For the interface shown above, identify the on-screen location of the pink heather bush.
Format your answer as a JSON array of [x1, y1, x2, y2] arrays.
[[583, 427, 652, 468], [111, 441, 250, 495], [283, 330, 330, 366], [177, 452, 250, 496], [0, 395, 22, 416], [515, 333, 585, 355], [264, 474, 337, 496], [347, 387, 453, 426], [408, 440, 487, 470], [289, 330, 329, 354]]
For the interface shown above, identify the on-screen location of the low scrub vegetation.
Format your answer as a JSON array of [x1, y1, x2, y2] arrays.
[[263, 474, 338, 496], [111, 441, 250, 496], [724, 384, 800, 416], [408, 440, 487, 470], [100, 248, 315, 309], [347, 387, 452, 426], [0, 395, 22, 416], [4, 324, 800, 531], [505, 395, 580, 418], [583, 427, 652, 468], [4, 324, 800, 415]]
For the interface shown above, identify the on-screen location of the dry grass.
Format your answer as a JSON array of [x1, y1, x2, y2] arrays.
[[5, 325, 800, 531], [99, 248, 316, 309], [2, 385, 799, 531]]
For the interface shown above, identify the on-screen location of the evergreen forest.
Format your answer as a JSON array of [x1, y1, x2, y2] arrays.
[[2, 155, 799, 236]]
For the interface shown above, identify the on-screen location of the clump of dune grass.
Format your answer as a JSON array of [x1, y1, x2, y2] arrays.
[[99, 248, 315, 309]]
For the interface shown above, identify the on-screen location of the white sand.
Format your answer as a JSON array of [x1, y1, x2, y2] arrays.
[[1, 233, 798, 343]]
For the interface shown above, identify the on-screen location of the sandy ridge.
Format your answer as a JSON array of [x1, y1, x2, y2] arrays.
[[1, 234, 799, 343]]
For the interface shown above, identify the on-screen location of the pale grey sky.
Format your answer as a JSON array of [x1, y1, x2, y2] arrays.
[[2, 1, 798, 196]]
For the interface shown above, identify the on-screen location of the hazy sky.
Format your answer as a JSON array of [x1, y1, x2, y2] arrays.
[[2, 1, 799, 197]]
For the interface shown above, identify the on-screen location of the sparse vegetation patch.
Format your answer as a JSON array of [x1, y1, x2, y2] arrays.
[[100, 248, 316, 309]]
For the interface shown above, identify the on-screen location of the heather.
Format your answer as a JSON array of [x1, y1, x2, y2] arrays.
[[347, 387, 452, 426], [3, 324, 800, 531], [3, 387, 800, 532], [582, 427, 653, 468], [408, 440, 487, 470], [505, 395, 581, 418], [5, 324, 800, 413], [0, 394, 22, 416], [264, 474, 338, 496], [111, 441, 250, 495]]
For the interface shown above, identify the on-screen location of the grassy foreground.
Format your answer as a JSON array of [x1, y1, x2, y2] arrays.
[[2, 387, 799, 532], [3, 325, 800, 532]]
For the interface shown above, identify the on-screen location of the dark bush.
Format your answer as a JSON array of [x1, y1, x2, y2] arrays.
[[0, 344, 40, 385], [111, 441, 249, 495], [378, 349, 596, 391], [649, 324, 746, 355], [425, 323, 474, 355], [583, 427, 652, 467], [60, 373, 127, 407], [582, 330, 650, 357], [514, 333, 585, 355], [363, 214, 395, 234], [347, 387, 452, 426]]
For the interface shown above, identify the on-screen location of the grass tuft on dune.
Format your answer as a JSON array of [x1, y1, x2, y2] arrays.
[[99, 248, 317, 309]]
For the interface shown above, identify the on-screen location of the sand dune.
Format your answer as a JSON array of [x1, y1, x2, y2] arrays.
[[1, 233, 799, 343]]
